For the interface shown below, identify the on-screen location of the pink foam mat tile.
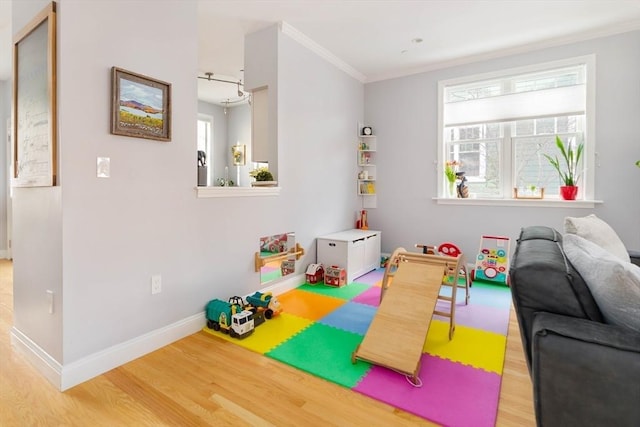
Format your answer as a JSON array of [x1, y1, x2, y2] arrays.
[[354, 354, 502, 427], [351, 286, 381, 307]]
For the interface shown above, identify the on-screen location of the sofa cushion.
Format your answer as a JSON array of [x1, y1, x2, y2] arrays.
[[563, 233, 640, 333], [564, 214, 630, 263]]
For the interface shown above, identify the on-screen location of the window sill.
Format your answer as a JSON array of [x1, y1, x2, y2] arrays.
[[196, 186, 281, 198], [434, 197, 602, 208]]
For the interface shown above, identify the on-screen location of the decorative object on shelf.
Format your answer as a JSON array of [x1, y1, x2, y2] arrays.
[[356, 209, 369, 230], [444, 160, 460, 198], [250, 166, 277, 187], [456, 171, 469, 198], [197, 150, 207, 186], [544, 135, 583, 200], [514, 186, 545, 199], [111, 67, 171, 141], [362, 126, 372, 136], [231, 144, 246, 166]]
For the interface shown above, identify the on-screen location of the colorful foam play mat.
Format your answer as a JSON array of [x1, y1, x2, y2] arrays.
[[203, 269, 512, 426]]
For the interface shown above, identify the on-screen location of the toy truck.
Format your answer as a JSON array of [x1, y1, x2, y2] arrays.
[[228, 296, 266, 327], [205, 299, 255, 338], [245, 291, 282, 319]]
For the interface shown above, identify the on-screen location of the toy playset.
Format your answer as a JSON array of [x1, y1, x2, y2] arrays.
[[305, 263, 324, 284], [473, 235, 510, 285], [324, 265, 347, 287]]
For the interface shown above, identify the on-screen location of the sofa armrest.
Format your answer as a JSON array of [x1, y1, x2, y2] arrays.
[[629, 249, 640, 267], [531, 312, 640, 427]]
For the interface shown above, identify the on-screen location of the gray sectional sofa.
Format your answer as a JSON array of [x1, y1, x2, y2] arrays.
[[509, 225, 640, 427]]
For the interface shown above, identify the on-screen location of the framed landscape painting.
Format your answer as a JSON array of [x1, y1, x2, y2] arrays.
[[111, 67, 171, 141]]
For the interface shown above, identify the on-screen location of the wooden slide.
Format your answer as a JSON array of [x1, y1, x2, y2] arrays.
[[351, 248, 462, 384]]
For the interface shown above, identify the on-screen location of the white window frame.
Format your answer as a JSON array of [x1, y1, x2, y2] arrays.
[[437, 55, 598, 207]]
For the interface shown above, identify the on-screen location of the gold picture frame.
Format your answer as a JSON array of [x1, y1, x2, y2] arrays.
[[111, 67, 171, 141], [13, 1, 57, 187], [232, 144, 246, 166]]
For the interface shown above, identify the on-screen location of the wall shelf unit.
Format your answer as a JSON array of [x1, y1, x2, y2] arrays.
[[357, 128, 377, 208]]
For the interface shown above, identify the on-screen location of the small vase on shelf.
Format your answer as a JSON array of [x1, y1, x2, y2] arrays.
[[447, 181, 456, 198]]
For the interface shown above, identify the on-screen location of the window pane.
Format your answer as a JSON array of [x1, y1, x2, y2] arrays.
[[447, 138, 502, 198], [197, 120, 209, 153], [513, 133, 583, 195], [535, 118, 555, 135]]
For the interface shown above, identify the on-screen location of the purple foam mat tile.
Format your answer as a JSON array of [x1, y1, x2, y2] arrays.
[[434, 299, 511, 335], [352, 268, 384, 285], [351, 286, 381, 307], [354, 354, 502, 427]]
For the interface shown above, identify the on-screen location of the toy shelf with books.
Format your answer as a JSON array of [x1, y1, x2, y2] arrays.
[[357, 126, 377, 208]]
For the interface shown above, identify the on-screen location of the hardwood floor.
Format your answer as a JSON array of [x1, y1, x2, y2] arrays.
[[0, 259, 534, 426]]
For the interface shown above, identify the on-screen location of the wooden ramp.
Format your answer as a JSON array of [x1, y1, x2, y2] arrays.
[[352, 249, 461, 384]]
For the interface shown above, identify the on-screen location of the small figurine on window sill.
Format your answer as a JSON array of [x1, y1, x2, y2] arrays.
[[456, 171, 469, 198]]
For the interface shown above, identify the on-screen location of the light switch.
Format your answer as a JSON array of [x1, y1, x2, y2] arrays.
[[97, 157, 110, 178]]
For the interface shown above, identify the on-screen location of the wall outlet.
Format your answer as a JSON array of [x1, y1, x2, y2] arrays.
[[46, 290, 54, 314], [151, 275, 162, 294]]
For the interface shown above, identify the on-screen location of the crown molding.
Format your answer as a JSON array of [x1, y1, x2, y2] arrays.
[[279, 21, 366, 83]]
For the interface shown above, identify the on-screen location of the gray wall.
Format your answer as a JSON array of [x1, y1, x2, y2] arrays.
[[12, 0, 363, 370], [366, 30, 640, 257]]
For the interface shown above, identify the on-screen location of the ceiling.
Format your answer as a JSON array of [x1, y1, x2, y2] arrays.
[[3, 1, 640, 105]]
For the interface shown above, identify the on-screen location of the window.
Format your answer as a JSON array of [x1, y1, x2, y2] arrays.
[[197, 114, 213, 185], [438, 56, 595, 200]]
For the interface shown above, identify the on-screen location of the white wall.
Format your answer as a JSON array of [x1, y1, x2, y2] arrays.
[[11, 1, 363, 387], [366, 30, 640, 257], [0, 79, 9, 257]]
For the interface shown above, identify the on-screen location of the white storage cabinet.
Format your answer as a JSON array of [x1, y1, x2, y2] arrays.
[[316, 229, 381, 284]]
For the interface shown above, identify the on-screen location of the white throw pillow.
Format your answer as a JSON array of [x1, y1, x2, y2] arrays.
[[563, 233, 640, 333], [564, 214, 630, 263]]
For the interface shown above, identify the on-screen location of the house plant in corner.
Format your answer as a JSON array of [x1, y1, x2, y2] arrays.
[[544, 135, 584, 200], [249, 167, 277, 187]]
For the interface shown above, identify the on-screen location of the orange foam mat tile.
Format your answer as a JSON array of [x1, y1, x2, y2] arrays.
[[277, 288, 346, 321]]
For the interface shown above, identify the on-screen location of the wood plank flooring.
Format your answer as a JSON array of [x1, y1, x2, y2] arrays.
[[0, 259, 534, 426]]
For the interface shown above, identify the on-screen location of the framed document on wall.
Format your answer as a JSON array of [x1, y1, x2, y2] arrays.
[[13, 1, 57, 187]]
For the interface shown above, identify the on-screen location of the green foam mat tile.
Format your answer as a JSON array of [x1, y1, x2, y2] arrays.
[[297, 282, 370, 300], [266, 323, 371, 388]]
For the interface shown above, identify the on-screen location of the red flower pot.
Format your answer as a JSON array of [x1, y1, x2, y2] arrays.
[[560, 186, 578, 200]]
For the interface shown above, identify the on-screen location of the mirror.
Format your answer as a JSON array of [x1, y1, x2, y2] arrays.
[[257, 232, 299, 284]]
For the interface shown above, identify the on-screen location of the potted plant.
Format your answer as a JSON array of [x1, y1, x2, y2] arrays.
[[249, 167, 276, 187], [544, 135, 584, 200]]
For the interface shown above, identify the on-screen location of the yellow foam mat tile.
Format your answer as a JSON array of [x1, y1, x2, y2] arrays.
[[202, 312, 312, 354], [277, 289, 346, 320], [423, 320, 506, 374]]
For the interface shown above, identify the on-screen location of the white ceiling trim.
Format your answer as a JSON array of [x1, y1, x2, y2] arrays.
[[366, 19, 640, 83], [279, 21, 366, 83]]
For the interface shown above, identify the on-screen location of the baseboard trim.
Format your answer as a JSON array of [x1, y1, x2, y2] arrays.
[[10, 275, 305, 392], [11, 327, 63, 389], [0, 250, 9, 259], [11, 312, 205, 391], [259, 273, 306, 296]]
